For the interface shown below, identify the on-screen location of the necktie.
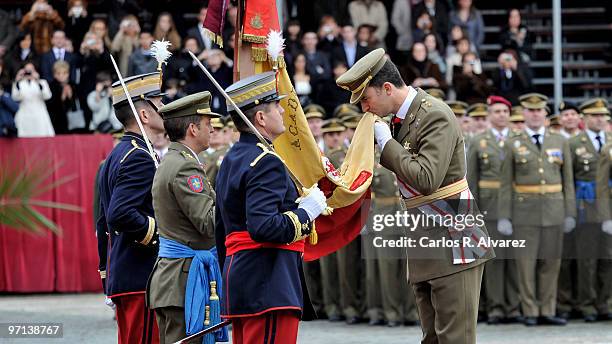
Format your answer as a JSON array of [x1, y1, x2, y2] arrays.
[[596, 135, 603, 153], [532, 134, 541, 150], [391, 116, 402, 138]]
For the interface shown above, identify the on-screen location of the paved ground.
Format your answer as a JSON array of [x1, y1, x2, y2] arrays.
[[0, 293, 610, 343]]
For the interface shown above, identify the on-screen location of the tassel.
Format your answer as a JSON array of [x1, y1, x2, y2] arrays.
[[309, 225, 318, 245], [209, 280, 222, 343], [204, 305, 210, 326]]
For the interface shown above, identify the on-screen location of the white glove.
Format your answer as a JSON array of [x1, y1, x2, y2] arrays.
[[104, 296, 116, 310], [497, 218, 513, 236], [563, 217, 576, 233], [298, 186, 328, 221], [374, 121, 393, 151], [602, 220, 612, 235]]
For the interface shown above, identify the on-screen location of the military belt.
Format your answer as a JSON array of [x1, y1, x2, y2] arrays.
[[513, 184, 562, 194], [478, 180, 501, 189], [404, 178, 469, 209]]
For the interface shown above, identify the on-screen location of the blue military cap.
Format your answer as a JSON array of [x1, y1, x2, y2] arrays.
[[112, 72, 165, 106], [558, 100, 579, 113], [225, 71, 286, 112]]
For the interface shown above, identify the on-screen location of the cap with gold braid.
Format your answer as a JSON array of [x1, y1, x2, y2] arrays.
[[211, 117, 225, 129], [446, 100, 468, 117], [336, 48, 388, 104], [112, 72, 165, 106], [304, 104, 326, 119], [579, 98, 610, 116], [519, 93, 548, 110], [341, 114, 361, 129], [225, 71, 286, 112], [467, 103, 488, 117], [510, 105, 524, 122], [321, 118, 346, 134], [157, 91, 222, 119], [425, 88, 446, 101], [333, 103, 361, 119]]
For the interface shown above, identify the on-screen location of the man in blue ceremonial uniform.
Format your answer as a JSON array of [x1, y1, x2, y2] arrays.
[[215, 71, 328, 343], [96, 72, 165, 344]]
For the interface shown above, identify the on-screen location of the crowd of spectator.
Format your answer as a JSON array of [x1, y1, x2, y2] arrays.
[[0, 0, 537, 138]]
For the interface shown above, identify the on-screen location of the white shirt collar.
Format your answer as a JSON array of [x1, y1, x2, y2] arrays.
[[396, 86, 418, 120], [525, 126, 545, 142], [491, 127, 509, 140], [586, 129, 605, 149]]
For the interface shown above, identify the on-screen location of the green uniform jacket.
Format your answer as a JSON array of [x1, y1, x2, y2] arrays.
[[596, 142, 612, 221], [380, 88, 494, 283], [467, 129, 507, 221], [198, 145, 230, 188], [569, 132, 605, 223], [148, 142, 216, 309], [498, 129, 576, 226]]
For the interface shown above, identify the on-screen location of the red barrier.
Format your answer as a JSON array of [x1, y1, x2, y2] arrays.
[[0, 135, 113, 292]]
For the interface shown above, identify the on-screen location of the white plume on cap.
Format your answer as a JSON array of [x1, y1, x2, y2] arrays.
[[151, 39, 172, 66], [266, 30, 285, 62]]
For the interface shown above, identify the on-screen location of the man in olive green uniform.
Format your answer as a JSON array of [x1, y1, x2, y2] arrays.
[[509, 106, 525, 132], [467, 96, 521, 324], [148, 91, 225, 343], [305, 103, 326, 152], [338, 48, 494, 343], [558, 101, 582, 139], [198, 117, 230, 187], [467, 102, 489, 135], [498, 93, 576, 326], [584, 98, 612, 322], [447, 100, 472, 150]]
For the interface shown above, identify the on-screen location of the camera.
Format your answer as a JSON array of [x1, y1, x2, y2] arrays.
[[24, 70, 32, 76]]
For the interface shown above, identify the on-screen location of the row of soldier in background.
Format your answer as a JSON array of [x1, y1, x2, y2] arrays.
[[289, 93, 612, 327]]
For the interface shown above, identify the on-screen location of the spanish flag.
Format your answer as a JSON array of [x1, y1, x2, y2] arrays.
[[274, 67, 374, 261]]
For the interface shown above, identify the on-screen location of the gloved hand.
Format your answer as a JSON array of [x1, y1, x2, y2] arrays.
[[602, 220, 612, 235], [104, 296, 116, 310], [563, 217, 576, 233], [298, 185, 328, 221], [497, 218, 513, 236], [374, 121, 392, 151]]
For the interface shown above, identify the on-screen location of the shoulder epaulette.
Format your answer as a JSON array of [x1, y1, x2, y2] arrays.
[[120, 140, 156, 164], [250, 143, 284, 167], [180, 150, 195, 160]]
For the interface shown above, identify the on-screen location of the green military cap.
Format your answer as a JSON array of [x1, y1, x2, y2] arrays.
[[225, 71, 286, 112], [425, 88, 446, 100], [341, 114, 361, 129], [336, 48, 388, 104], [579, 98, 610, 115], [321, 118, 346, 134], [467, 103, 488, 117], [211, 117, 225, 129], [446, 100, 468, 117], [519, 92, 548, 110], [158, 91, 222, 119], [112, 72, 165, 106], [304, 103, 326, 119], [510, 105, 524, 122], [333, 103, 361, 119]]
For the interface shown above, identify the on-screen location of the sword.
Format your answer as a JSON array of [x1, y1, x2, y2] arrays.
[[109, 54, 159, 168], [172, 319, 231, 344]]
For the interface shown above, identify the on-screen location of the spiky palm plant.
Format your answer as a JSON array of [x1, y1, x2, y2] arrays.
[[0, 158, 81, 234]]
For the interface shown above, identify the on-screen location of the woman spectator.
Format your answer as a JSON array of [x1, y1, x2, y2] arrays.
[[11, 62, 54, 137], [284, 19, 303, 63], [87, 71, 121, 132], [423, 33, 446, 75], [65, 0, 91, 49], [446, 36, 480, 85], [88, 19, 112, 50], [111, 15, 140, 75], [4, 32, 39, 82], [499, 9, 533, 63], [400, 42, 447, 91], [19, 0, 64, 54], [356, 24, 380, 49], [491, 50, 532, 104], [453, 52, 490, 104], [292, 53, 313, 107], [412, 12, 438, 44], [46, 60, 78, 134], [153, 12, 181, 52], [449, 0, 485, 51]]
